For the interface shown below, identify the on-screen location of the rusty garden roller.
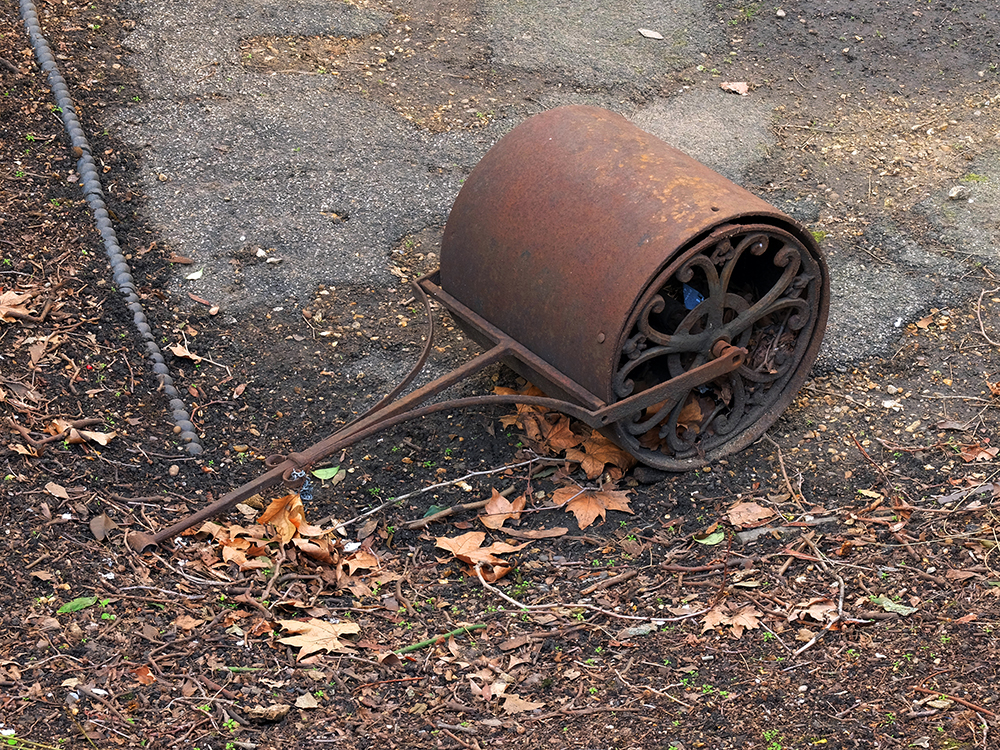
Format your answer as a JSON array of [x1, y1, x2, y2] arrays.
[[429, 104, 829, 471], [128, 105, 829, 550]]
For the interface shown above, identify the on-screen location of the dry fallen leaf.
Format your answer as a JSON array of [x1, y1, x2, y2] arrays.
[[551, 486, 633, 530], [501, 527, 568, 540], [727, 501, 774, 528], [502, 694, 545, 715], [435, 531, 528, 567], [259, 493, 327, 544], [564, 431, 637, 479], [174, 614, 205, 630], [675, 396, 704, 435], [129, 665, 155, 686], [277, 618, 360, 660], [701, 603, 762, 638], [294, 692, 320, 709], [169, 342, 203, 362], [478, 488, 526, 530], [340, 548, 378, 575], [243, 704, 291, 722], [0, 289, 35, 321], [720, 81, 750, 96], [727, 605, 762, 639], [788, 597, 838, 624], [45, 482, 69, 500], [959, 444, 999, 462], [75, 429, 117, 446], [89, 512, 118, 542]]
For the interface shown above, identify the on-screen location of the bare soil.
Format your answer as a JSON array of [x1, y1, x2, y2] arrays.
[[2, 1, 1000, 749]]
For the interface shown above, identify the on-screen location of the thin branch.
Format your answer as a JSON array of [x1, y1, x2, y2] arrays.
[[319, 457, 554, 530], [394, 624, 488, 654], [912, 685, 997, 718], [473, 564, 707, 624], [976, 286, 1000, 347]]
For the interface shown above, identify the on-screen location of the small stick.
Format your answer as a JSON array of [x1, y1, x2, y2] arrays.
[[662, 557, 757, 574], [911, 685, 997, 718], [763, 434, 803, 507], [316, 458, 548, 529], [580, 569, 637, 595], [395, 575, 416, 617], [402, 499, 489, 530], [353, 675, 423, 692], [474, 564, 707, 624], [259, 545, 286, 603], [394, 624, 487, 654], [612, 669, 693, 707], [975, 287, 1000, 347]]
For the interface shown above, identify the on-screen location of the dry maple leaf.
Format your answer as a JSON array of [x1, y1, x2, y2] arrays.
[[551, 485, 633, 530], [564, 430, 637, 480], [701, 603, 762, 639], [675, 395, 704, 435], [700, 605, 730, 634], [259, 493, 327, 543], [435, 531, 528, 566], [0, 289, 34, 322], [727, 605, 762, 638], [169, 342, 203, 362], [478, 488, 526, 530], [221, 542, 271, 571], [291, 537, 338, 565], [788, 597, 838, 624], [960, 444, 999, 462], [344, 548, 380, 574], [542, 414, 584, 451], [494, 386, 587, 456], [494, 385, 547, 428], [727, 501, 774, 528], [502, 694, 545, 715], [277, 618, 360, 660]]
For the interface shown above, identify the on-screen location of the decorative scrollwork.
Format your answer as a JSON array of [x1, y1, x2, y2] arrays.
[[611, 225, 826, 469]]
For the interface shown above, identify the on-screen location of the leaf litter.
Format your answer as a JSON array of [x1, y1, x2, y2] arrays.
[[7, 6, 1000, 743]]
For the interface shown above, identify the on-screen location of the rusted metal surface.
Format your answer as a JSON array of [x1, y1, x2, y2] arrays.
[[441, 105, 829, 470], [129, 105, 829, 550]]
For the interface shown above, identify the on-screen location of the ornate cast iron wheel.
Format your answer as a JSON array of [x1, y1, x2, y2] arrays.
[[611, 223, 829, 471]]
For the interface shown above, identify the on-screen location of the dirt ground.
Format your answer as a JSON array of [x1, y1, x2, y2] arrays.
[[2, 1, 1000, 749]]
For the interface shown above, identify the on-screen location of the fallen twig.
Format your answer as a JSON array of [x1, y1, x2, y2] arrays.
[[7, 417, 104, 451], [394, 624, 487, 654], [612, 669, 693, 707], [793, 534, 847, 656], [474, 563, 707, 624], [353, 675, 423, 692], [662, 557, 757, 574], [763, 433, 805, 507], [318, 458, 550, 530], [580, 569, 637, 595], [525, 705, 645, 722], [976, 286, 1000, 347], [259, 544, 286, 603], [912, 685, 997, 718]]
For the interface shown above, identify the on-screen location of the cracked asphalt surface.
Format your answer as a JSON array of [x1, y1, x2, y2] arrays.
[[105, 0, 1000, 376]]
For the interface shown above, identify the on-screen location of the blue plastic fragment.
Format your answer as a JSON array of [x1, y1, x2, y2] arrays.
[[683, 283, 704, 310]]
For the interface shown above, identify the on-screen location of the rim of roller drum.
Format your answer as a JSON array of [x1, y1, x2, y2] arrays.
[[610, 223, 829, 471]]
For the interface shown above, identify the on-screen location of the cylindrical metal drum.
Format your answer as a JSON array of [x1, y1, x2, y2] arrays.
[[440, 105, 829, 470]]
